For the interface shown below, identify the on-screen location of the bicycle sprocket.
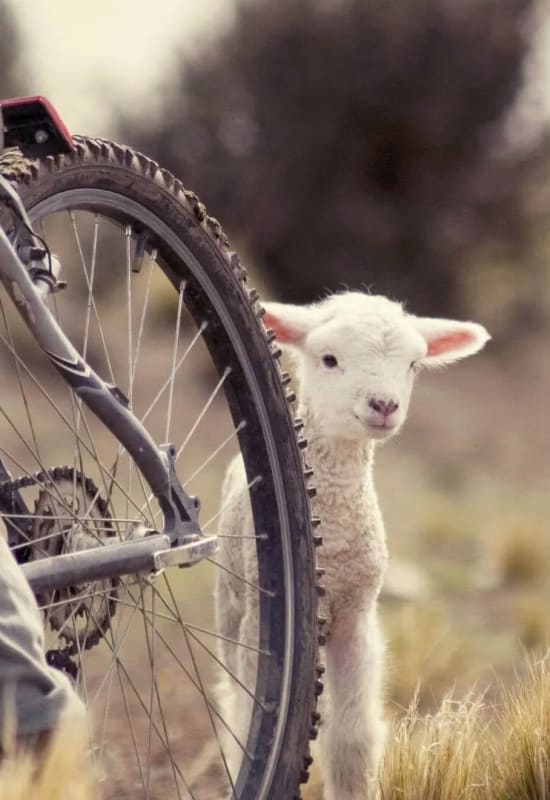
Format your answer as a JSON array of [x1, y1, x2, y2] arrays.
[[1, 466, 118, 653]]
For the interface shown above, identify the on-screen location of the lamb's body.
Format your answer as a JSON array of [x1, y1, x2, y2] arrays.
[[305, 408, 388, 798], [215, 291, 490, 799], [307, 415, 386, 628], [215, 414, 387, 798]]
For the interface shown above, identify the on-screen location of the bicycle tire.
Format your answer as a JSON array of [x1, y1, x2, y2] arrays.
[[0, 137, 323, 799]]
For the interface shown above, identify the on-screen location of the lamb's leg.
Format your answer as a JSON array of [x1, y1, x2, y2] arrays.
[[320, 606, 386, 800], [219, 592, 260, 779]]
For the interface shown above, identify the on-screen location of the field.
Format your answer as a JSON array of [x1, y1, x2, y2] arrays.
[[379, 338, 550, 713], [1, 213, 550, 798]]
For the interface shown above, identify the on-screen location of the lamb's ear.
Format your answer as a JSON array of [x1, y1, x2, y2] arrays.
[[413, 317, 490, 367], [263, 302, 319, 350]]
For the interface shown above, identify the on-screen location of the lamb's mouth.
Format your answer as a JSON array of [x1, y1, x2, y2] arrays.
[[354, 414, 398, 436], [367, 422, 397, 436]]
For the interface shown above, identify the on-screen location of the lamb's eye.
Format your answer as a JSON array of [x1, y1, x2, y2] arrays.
[[409, 361, 417, 371], [322, 354, 339, 369]]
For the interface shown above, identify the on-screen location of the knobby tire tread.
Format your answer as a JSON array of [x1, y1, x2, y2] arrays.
[[0, 136, 325, 799]]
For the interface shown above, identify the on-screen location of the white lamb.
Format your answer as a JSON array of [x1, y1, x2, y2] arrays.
[[215, 291, 489, 799]]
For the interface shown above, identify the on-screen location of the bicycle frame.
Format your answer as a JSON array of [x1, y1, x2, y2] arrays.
[[0, 100, 217, 592]]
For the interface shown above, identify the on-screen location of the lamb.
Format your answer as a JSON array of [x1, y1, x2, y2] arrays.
[[214, 290, 490, 799]]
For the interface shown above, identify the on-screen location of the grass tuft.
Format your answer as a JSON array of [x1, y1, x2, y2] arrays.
[[380, 691, 487, 800], [490, 653, 550, 800], [0, 722, 92, 800], [381, 650, 550, 800]]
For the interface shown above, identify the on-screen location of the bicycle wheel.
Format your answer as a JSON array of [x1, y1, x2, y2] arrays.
[[0, 138, 323, 799]]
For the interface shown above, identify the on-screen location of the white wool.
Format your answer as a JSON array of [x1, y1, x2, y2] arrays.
[[214, 291, 490, 799]]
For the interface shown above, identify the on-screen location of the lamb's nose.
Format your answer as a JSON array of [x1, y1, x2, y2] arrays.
[[369, 398, 399, 416]]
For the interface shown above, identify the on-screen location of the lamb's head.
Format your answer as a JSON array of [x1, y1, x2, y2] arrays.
[[264, 292, 490, 442]]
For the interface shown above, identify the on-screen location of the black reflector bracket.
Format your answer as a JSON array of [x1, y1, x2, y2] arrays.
[[1, 95, 73, 157]]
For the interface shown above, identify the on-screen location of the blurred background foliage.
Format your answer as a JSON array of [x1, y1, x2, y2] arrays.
[[125, 0, 549, 324], [0, 3, 23, 99], [119, 0, 550, 718]]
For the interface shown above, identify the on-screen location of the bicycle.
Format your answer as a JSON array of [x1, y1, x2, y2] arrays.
[[0, 96, 322, 799]]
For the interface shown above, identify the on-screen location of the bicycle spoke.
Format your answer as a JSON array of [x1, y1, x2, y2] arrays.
[[177, 367, 232, 460], [139, 355, 231, 521], [68, 392, 121, 538], [82, 214, 100, 359], [125, 225, 134, 408], [207, 558, 275, 599], [70, 215, 100, 518], [94, 587, 133, 773], [143, 584, 155, 798], [88, 581, 142, 706], [165, 280, 185, 444], [111, 583, 270, 656], [0, 331, 150, 521], [70, 209, 116, 382], [162, 619, 270, 658], [139, 321, 208, 428], [83, 607, 195, 794], [97, 581, 149, 795], [163, 577, 248, 791], [76, 578, 156, 796], [101, 574, 256, 774], [186, 626, 265, 710], [131, 248, 157, 390], [182, 421, 246, 489], [67, 613, 99, 781], [202, 474, 263, 531], [139, 583, 184, 800], [0, 297, 43, 467]]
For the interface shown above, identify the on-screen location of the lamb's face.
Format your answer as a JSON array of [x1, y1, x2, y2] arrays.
[[263, 292, 490, 444], [300, 314, 427, 441]]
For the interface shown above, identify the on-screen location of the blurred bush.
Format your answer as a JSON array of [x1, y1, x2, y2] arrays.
[[124, 0, 547, 316], [0, 4, 24, 99], [516, 594, 549, 650], [495, 520, 550, 586]]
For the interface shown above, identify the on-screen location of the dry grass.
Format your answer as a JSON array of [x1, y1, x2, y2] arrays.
[[383, 602, 473, 711], [380, 692, 487, 800], [10, 654, 550, 800], [0, 723, 92, 800], [490, 654, 550, 800], [380, 651, 550, 800]]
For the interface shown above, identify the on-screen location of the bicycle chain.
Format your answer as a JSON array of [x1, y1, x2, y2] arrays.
[[0, 465, 118, 655], [0, 464, 109, 515]]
